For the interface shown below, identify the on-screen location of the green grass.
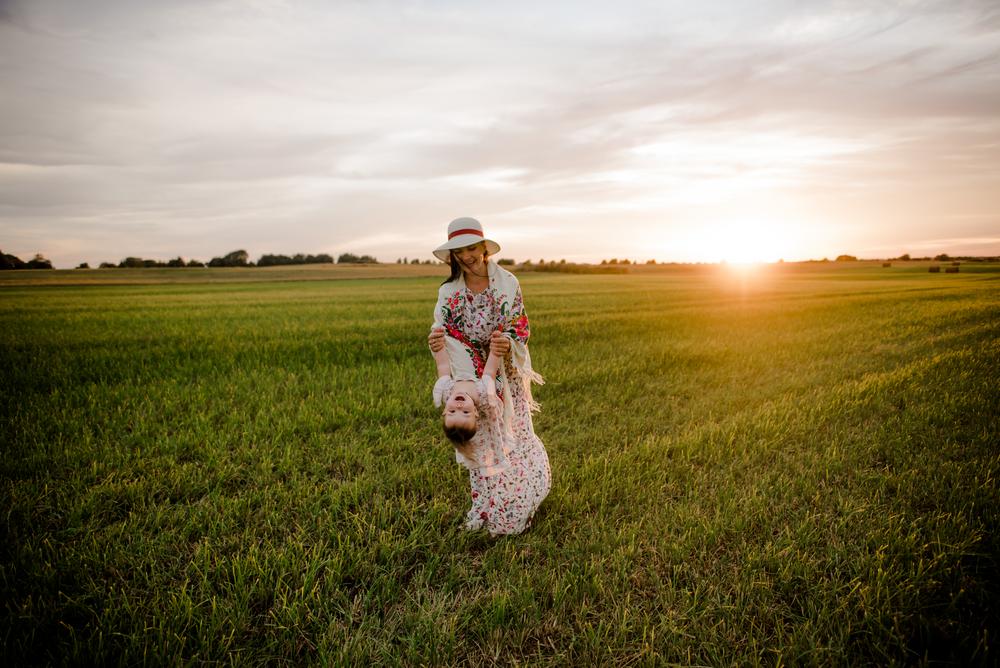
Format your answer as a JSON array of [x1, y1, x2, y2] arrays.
[[2, 262, 998, 666]]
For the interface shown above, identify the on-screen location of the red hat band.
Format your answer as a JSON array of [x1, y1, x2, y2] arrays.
[[448, 228, 484, 240]]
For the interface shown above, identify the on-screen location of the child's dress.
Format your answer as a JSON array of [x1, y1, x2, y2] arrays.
[[435, 374, 551, 536]]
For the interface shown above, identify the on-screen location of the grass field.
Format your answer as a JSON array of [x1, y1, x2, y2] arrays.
[[2, 262, 998, 666]]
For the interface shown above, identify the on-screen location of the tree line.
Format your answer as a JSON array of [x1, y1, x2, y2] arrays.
[[112, 250, 379, 268], [6, 248, 999, 271], [1, 251, 52, 270], [0, 249, 388, 270]]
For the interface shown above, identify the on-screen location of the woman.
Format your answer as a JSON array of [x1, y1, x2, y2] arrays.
[[428, 217, 550, 534]]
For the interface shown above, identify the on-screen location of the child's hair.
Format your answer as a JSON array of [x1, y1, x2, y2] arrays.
[[443, 422, 477, 447], [444, 422, 478, 463]]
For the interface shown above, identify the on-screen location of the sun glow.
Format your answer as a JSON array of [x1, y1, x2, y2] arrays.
[[714, 221, 779, 264], [681, 218, 804, 264]]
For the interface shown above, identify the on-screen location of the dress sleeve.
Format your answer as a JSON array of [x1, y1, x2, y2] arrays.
[[502, 283, 531, 345], [477, 374, 502, 418], [432, 283, 448, 328], [498, 275, 544, 408], [433, 377, 454, 407], [473, 374, 511, 476]]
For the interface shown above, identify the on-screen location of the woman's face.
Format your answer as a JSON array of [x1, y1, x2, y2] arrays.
[[453, 242, 487, 276]]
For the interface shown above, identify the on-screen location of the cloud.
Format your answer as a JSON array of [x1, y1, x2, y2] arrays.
[[2, 0, 1000, 266]]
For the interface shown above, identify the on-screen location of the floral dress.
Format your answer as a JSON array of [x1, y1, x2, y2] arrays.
[[436, 274, 536, 442], [439, 375, 550, 536], [434, 265, 551, 535]]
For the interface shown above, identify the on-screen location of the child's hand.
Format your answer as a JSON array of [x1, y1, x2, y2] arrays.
[[489, 331, 511, 356], [428, 327, 446, 353]]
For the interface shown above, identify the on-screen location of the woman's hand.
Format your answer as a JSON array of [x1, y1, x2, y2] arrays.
[[428, 327, 446, 353], [489, 331, 511, 356]]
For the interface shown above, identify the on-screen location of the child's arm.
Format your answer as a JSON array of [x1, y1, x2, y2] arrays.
[[430, 327, 451, 378], [430, 327, 452, 407], [433, 341, 451, 378], [483, 331, 510, 378]]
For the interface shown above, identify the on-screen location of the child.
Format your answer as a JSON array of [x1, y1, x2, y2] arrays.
[[432, 330, 510, 476], [432, 329, 550, 536]]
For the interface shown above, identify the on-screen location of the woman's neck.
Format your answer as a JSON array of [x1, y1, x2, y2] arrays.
[[463, 263, 489, 293]]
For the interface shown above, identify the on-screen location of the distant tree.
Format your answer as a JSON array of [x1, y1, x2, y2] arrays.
[[224, 250, 249, 266], [76, 262, 90, 269], [99, 262, 116, 268], [600, 259, 607, 265], [531, 260, 629, 275], [120, 257, 145, 268], [835, 254, 858, 262], [337, 253, 379, 264], [0, 251, 27, 270], [646, 259, 656, 264], [559, 258, 566, 264], [423, 259, 433, 265], [167, 257, 185, 267], [898, 253, 911, 261], [934, 253, 951, 262], [187, 259, 205, 267], [622, 259, 631, 265], [208, 250, 249, 267], [26, 253, 53, 269], [258, 253, 333, 266], [142, 259, 160, 268], [608, 258, 618, 264], [257, 254, 290, 267], [497, 258, 515, 266], [410, 258, 420, 264]]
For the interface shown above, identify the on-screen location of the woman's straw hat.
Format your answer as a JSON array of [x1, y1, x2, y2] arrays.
[[433, 217, 501, 262]]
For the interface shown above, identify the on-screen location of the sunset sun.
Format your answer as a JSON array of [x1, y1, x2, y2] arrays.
[[685, 218, 802, 265]]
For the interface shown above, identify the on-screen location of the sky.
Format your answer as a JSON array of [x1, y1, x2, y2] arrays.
[[1, 0, 999, 268]]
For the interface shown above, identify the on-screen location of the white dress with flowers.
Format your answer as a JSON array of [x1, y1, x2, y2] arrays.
[[439, 375, 550, 536], [434, 264, 551, 535]]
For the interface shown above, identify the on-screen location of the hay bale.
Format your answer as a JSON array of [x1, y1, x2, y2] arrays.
[[929, 265, 941, 273], [945, 266, 959, 273]]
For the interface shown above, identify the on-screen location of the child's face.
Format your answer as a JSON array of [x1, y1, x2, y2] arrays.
[[444, 390, 477, 431]]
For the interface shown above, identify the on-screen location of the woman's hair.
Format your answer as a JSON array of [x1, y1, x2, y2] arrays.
[[441, 253, 463, 285], [440, 245, 490, 285]]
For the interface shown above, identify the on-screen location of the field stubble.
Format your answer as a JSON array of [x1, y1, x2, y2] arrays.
[[2, 263, 998, 665]]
